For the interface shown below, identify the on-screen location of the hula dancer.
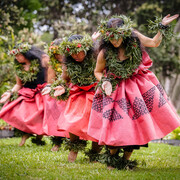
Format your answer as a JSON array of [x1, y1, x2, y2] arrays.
[[87, 14, 180, 169], [42, 39, 68, 151], [0, 43, 49, 146], [55, 34, 101, 162]]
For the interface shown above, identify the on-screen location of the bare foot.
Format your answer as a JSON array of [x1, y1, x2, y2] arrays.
[[68, 150, 78, 162], [107, 166, 115, 170], [51, 145, 60, 152], [92, 161, 98, 163], [19, 134, 30, 146]]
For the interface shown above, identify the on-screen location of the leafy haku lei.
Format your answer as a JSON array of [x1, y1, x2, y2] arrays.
[[148, 16, 173, 42], [98, 39, 142, 94], [49, 76, 70, 101], [48, 41, 62, 58], [59, 34, 93, 56], [14, 59, 40, 84], [8, 43, 32, 56], [66, 53, 96, 86], [98, 15, 133, 41]]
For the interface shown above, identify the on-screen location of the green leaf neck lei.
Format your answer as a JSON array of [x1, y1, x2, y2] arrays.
[[65, 53, 96, 86], [98, 40, 142, 94], [14, 59, 40, 84], [105, 44, 142, 79]]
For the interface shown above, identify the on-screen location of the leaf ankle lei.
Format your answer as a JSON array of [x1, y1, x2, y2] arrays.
[[98, 150, 138, 170], [85, 149, 100, 162], [14, 60, 40, 84], [66, 53, 96, 86], [63, 138, 87, 152]]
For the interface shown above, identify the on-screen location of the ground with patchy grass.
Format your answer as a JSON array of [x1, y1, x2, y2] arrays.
[[0, 137, 180, 180]]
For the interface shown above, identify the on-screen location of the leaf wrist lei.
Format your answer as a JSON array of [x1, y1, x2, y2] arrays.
[[59, 34, 93, 56], [14, 60, 40, 84], [49, 76, 70, 101], [148, 16, 173, 42], [8, 43, 31, 56]]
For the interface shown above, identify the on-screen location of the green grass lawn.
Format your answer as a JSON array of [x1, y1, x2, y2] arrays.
[[0, 137, 180, 180]]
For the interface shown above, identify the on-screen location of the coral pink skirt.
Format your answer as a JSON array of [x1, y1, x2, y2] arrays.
[[43, 95, 68, 137], [57, 83, 98, 142], [0, 84, 46, 135], [88, 51, 180, 146]]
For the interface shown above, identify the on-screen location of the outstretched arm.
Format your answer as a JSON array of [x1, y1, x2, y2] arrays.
[[134, 30, 162, 47], [134, 14, 179, 47]]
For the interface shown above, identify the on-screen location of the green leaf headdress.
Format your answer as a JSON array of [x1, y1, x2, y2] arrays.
[[59, 34, 93, 56], [48, 40, 62, 58], [98, 15, 133, 41], [8, 43, 32, 56]]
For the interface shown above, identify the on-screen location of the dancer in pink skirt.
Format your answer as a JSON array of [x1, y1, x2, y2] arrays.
[[42, 38, 68, 151], [88, 14, 180, 169], [0, 43, 49, 146], [54, 34, 101, 162]]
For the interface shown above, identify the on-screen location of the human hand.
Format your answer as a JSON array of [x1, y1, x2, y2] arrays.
[[162, 14, 179, 25], [53, 86, 65, 97], [92, 31, 101, 41], [0, 91, 11, 103], [102, 81, 112, 96], [41, 86, 51, 95]]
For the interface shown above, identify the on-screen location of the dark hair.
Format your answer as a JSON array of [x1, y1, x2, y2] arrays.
[[14, 45, 45, 70], [53, 38, 62, 46], [99, 18, 143, 53], [68, 35, 83, 42], [63, 34, 95, 64], [107, 18, 124, 28]]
